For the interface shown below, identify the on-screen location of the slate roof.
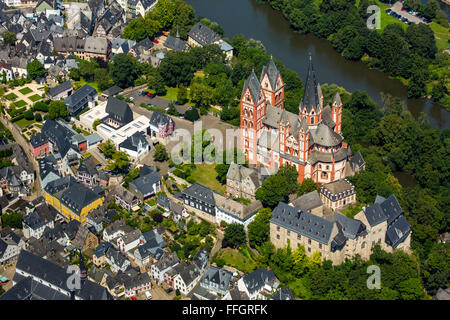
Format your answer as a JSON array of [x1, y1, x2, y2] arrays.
[[188, 22, 221, 46], [64, 84, 97, 114], [78, 156, 98, 176], [349, 151, 365, 171], [130, 170, 160, 196], [333, 212, 367, 240], [300, 54, 321, 112], [164, 34, 186, 52], [363, 203, 388, 227], [30, 132, 48, 148], [322, 179, 353, 195], [154, 252, 179, 272], [118, 131, 148, 152], [385, 215, 411, 249], [200, 266, 232, 290], [271, 286, 294, 300], [93, 242, 113, 258], [242, 268, 276, 295], [149, 110, 174, 128], [102, 85, 122, 96], [271, 202, 334, 245], [192, 248, 209, 271], [105, 246, 129, 269], [178, 263, 201, 287], [39, 119, 76, 158], [242, 70, 262, 104], [6, 250, 112, 300], [44, 176, 102, 215], [291, 190, 323, 212], [214, 194, 262, 221], [105, 96, 133, 124], [309, 123, 343, 147], [182, 183, 216, 206], [260, 57, 280, 91]]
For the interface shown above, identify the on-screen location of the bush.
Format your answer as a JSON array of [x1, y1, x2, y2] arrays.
[[34, 113, 42, 121]]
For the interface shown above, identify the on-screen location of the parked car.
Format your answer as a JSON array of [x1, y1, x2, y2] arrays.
[[165, 288, 173, 294], [130, 296, 137, 300], [153, 39, 159, 44], [129, 97, 134, 101], [145, 292, 152, 300]]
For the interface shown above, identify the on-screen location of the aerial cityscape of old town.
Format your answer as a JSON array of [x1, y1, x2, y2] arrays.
[[0, 0, 448, 304]]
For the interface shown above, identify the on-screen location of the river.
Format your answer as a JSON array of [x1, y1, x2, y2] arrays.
[[185, 0, 450, 129]]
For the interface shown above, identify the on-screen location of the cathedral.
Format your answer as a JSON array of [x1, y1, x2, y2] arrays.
[[240, 55, 355, 184]]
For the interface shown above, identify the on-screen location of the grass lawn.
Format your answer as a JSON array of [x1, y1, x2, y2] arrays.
[[430, 22, 450, 51], [14, 100, 27, 108], [190, 163, 226, 194], [161, 86, 193, 105], [214, 248, 258, 273], [28, 94, 42, 102], [18, 87, 33, 95], [5, 93, 17, 101], [16, 118, 35, 128], [74, 79, 99, 92], [374, 1, 407, 32]]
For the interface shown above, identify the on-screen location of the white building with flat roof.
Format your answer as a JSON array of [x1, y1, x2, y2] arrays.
[[79, 101, 151, 149]]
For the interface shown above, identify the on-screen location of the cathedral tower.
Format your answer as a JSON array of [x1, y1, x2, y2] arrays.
[[299, 54, 323, 128], [260, 57, 285, 109], [240, 70, 267, 163]]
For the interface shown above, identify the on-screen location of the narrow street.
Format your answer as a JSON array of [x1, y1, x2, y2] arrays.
[[0, 116, 42, 198]]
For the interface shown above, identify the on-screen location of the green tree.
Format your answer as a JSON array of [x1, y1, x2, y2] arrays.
[[100, 140, 116, 158], [297, 178, 319, 196], [147, 72, 167, 96], [27, 60, 46, 80], [405, 23, 437, 59], [223, 223, 246, 249], [421, 242, 450, 295], [1, 211, 23, 228], [93, 119, 101, 130], [153, 0, 177, 29], [2, 31, 16, 45], [153, 143, 169, 162], [421, 0, 438, 19], [48, 100, 69, 119], [255, 175, 290, 208], [167, 102, 177, 116], [106, 151, 129, 172], [69, 68, 81, 81], [184, 108, 199, 122], [24, 109, 34, 120], [248, 208, 272, 248], [177, 84, 188, 104], [110, 54, 140, 88], [34, 113, 42, 122]]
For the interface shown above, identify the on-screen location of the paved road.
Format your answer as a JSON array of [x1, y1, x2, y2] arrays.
[[0, 116, 42, 198]]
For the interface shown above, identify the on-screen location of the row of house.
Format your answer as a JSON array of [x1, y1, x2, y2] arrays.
[[180, 182, 263, 228]]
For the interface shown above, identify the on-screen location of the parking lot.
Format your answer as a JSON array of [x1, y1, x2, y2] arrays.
[[122, 87, 191, 115], [389, 2, 432, 25]]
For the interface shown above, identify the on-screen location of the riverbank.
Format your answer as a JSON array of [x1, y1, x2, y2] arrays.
[[260, 0, 449, 109], [186, 0, 449, 128]]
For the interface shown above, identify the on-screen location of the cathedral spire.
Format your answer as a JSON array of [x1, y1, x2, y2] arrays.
[[79, 250, 87, 281], [300, 54, 320, 113]]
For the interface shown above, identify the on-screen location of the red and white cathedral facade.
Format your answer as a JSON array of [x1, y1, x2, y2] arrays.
[[240, 55, 352, 184]]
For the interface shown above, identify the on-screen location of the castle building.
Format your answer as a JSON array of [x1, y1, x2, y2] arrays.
[[240, 55, 353, 184], [269, 194, 411, 265]]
